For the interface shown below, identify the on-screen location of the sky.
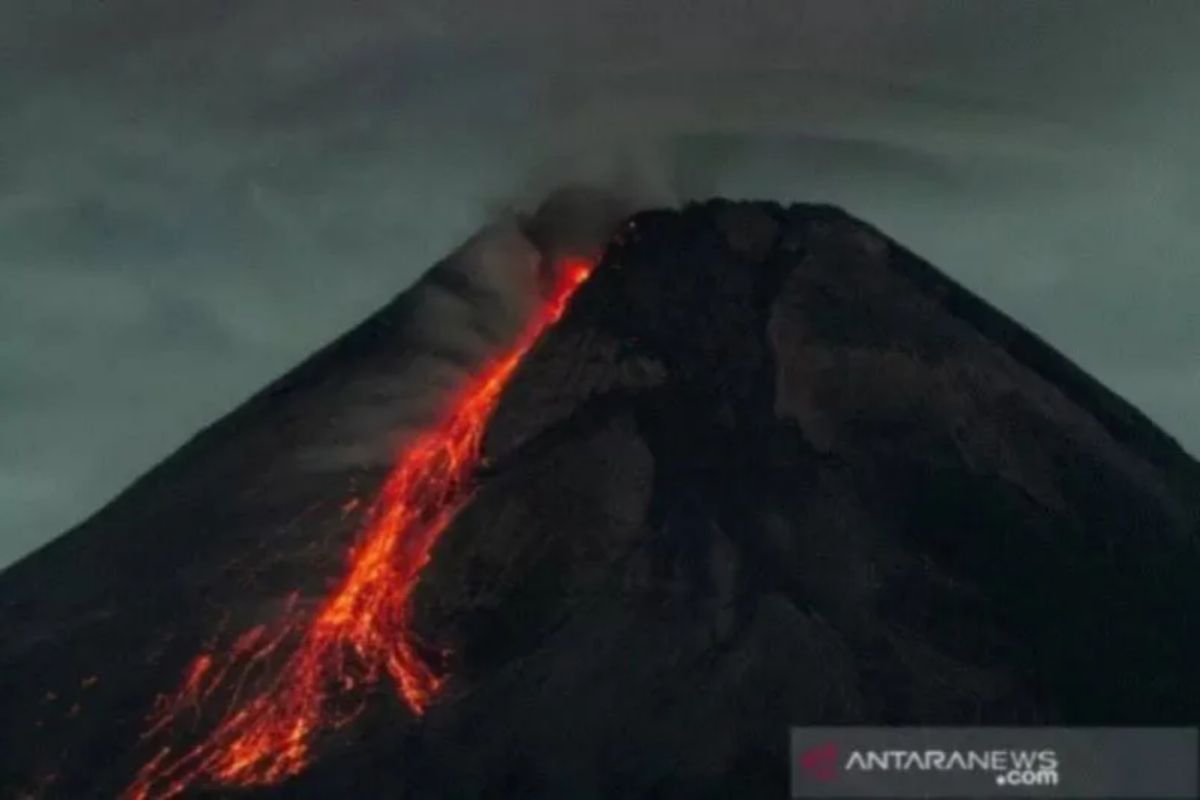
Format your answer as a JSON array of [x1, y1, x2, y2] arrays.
[[1, 1, 1197, 566]]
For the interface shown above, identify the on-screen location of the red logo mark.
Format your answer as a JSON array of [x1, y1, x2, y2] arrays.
[[799, 742, 840, 782]]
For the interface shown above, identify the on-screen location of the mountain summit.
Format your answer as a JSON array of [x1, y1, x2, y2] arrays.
[[2, 200, 1197, 799]]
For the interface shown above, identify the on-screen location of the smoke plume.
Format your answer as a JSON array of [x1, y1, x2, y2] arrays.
[[297, 188, 627, 472]]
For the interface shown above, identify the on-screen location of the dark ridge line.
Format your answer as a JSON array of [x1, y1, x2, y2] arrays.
[[795, 202, 1197, 481], [878, 225, 1195, 474], [0, 265, 442, 578]]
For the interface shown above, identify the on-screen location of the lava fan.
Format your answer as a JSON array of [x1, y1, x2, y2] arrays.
[[123, 253, 595, 800], [1, 199, 1198, 800]]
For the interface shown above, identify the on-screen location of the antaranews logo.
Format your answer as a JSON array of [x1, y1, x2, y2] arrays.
[[798, 743, 1058, 788], [790, 726, 1199, 799]]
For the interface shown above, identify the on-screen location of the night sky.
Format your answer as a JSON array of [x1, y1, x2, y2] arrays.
[[2, 2, 1197, 566]]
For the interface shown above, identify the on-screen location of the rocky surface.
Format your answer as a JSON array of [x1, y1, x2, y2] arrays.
[[2, 201, 1198, 799]]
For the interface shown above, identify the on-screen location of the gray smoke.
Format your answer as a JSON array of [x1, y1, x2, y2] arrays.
[[295, 188, 626, 471]]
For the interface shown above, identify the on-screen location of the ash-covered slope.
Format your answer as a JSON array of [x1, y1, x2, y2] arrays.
[[2, 201, 1199, 800]]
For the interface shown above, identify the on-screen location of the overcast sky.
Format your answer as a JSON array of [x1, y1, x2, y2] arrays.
[[2, 1, 1197, 566]]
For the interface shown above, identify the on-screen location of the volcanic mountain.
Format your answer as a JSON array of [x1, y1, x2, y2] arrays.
[[2, 199, 1198, 800]]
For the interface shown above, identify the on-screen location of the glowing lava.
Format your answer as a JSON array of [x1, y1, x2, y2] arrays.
[[126, 255, 595, 800]]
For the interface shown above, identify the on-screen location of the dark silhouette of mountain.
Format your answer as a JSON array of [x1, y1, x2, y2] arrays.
[[2, 200, 1197, 799]]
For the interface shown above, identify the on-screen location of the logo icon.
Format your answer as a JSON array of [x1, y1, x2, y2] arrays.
[[799, 742, 840, 783]]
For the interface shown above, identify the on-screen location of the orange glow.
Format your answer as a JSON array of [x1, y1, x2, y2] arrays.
[[124, 255, 595, 800]]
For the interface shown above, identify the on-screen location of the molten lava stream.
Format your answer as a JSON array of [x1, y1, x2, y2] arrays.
[[126, 256, 595, 800]]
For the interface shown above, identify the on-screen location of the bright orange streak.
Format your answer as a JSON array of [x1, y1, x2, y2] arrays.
[[125, 256, 595, 800]]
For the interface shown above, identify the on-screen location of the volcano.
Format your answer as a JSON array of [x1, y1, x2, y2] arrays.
[[2, 199, 1198, 800]]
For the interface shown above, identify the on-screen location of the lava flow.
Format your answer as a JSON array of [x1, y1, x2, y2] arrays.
[[125, 255, 596, 800]]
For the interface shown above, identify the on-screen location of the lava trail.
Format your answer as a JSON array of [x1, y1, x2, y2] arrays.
[[125, 256, 596, 800]]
